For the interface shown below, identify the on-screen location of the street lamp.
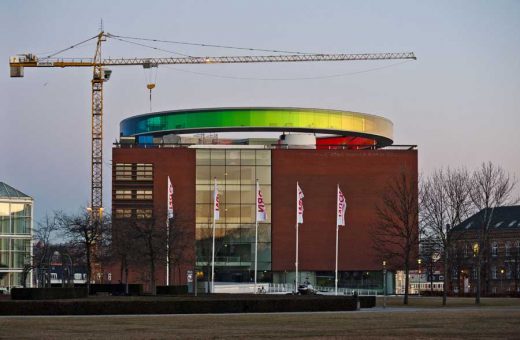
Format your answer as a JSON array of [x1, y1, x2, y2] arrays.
[[500, 268, 505, 293], [53, 250, 73, 287], [383, 260, 387, 309], [473, 242, 480, 303], [417, 258, 422, 296]]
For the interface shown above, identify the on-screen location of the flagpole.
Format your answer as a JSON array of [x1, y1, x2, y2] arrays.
[[211, 177, 216, 294], [335, 185, 339, 296], [295, 182, 299, 294], [166, 216, 170, 286], [166, 176, 172, 286], [254, 179, 259, 294], [296, 222, 299, 294]]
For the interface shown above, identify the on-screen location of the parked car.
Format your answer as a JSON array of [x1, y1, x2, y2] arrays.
[[297, 280, 316, 295]]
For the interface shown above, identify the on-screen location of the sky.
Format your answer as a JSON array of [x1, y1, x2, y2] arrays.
[[1, 0, 519, 221]]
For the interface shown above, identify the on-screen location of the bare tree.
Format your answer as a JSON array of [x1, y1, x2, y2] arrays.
[[167, 213, 194, 285], [57, 210, 111, 293], [29, 214, 59, 287], [469, 162, 517, 304], [420, 167, 473, 305], [125, 212, 166, 295], [373, 171, 420, 305], [111, 219, 134, 293]]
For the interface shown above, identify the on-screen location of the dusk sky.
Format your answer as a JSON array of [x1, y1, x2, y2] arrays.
[[1, 0, 519, 221]]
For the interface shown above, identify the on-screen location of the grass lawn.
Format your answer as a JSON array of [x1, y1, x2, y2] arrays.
[[0, 296, 519, 339], [378, 295, 520, 308]]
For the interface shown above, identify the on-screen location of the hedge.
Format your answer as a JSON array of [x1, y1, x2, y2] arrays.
[[11, 288, 88, 300], [0, 295, 360, 315], [156, 285, 188, 295], [87, 284, 143, 296]]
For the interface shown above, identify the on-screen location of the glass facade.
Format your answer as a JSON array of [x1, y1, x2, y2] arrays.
[[195, 148, 272, 283], [0, 200, 32, 289]]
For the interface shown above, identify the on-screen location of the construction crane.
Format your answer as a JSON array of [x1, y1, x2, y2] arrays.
[[9, 31, 416, 220]]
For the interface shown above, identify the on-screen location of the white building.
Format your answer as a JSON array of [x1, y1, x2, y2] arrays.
[[0, 182, 33, 292]]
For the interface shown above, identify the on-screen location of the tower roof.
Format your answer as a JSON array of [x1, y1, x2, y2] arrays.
[[452, 206, 520, 231], [0, 182, 32, 199]]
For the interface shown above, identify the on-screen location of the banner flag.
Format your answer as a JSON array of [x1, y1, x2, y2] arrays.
[[213, 179, 220, 220], [337, 185, 347, 226], [256, 181, 267, 222], [167, 176, 174, 219], [297, 182, 304, 224]]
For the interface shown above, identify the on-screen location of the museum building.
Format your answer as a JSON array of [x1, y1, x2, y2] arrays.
[[111, 107, 417, 292]]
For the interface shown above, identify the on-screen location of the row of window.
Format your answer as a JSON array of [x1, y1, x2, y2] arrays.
[[490, 265, 520, 280], [0, 238, 31, 269], [196, 165, 271, 185], [195, 223, 271, 243], [196, 149, 271, 166], [114, 208, 153, 219], [0, 217, 31, 235], [196, 204, 272, 224], [114, 189, 153, 200], [457, 266, 520, 280], [0, 203, 31, 218], [462, 241, 520, 257], [114, 163, 153, 181]]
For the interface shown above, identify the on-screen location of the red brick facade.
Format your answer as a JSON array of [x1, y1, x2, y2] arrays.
[[271, 149, 418, 271], [110, 147, 417, 286]]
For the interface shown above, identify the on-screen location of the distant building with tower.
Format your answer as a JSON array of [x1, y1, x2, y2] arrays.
[[451, 206, 520, 295]]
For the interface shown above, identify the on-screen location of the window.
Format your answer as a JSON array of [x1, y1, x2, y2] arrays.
[[464, 243, 469, 258], [195, 148, 272, 272], [115, 190, 132, 200], [505, 242, 511, 257], [473, 267, 478, 280], [491, 242, 498, 257], [516, 241, 520, 256], [136, 209, 152, 219], [115, 163, 132, 180], [492, 266, 497, 280], [136, 164, 153, 180], [51, 273, 58, 280], [115, 163, 153, 181], [114, 209, 132, 219], [136, 190, 153, 200]]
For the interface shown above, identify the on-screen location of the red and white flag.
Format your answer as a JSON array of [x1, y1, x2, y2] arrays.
[[297, 182, 304, 224], [337, 185, 347, 226], [213, 179, 220, 220], [167, 176, 174, 219], [256, 181, 267, 222]]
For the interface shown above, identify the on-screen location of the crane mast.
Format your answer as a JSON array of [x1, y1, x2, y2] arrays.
[[9, 31, 416, 220], [91, 32, 105, 220]]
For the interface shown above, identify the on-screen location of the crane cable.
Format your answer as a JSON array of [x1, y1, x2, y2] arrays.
[[37, 34, 100, 59], [108, 35, 194, 57], [162, 59, 413, 81], [107, 33, 316, 55]]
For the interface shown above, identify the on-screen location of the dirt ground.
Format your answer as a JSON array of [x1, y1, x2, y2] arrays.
[[1, 296, 519, 339]]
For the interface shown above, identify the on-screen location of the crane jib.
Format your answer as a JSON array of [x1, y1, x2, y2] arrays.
[[11, 52, 416, 68]]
